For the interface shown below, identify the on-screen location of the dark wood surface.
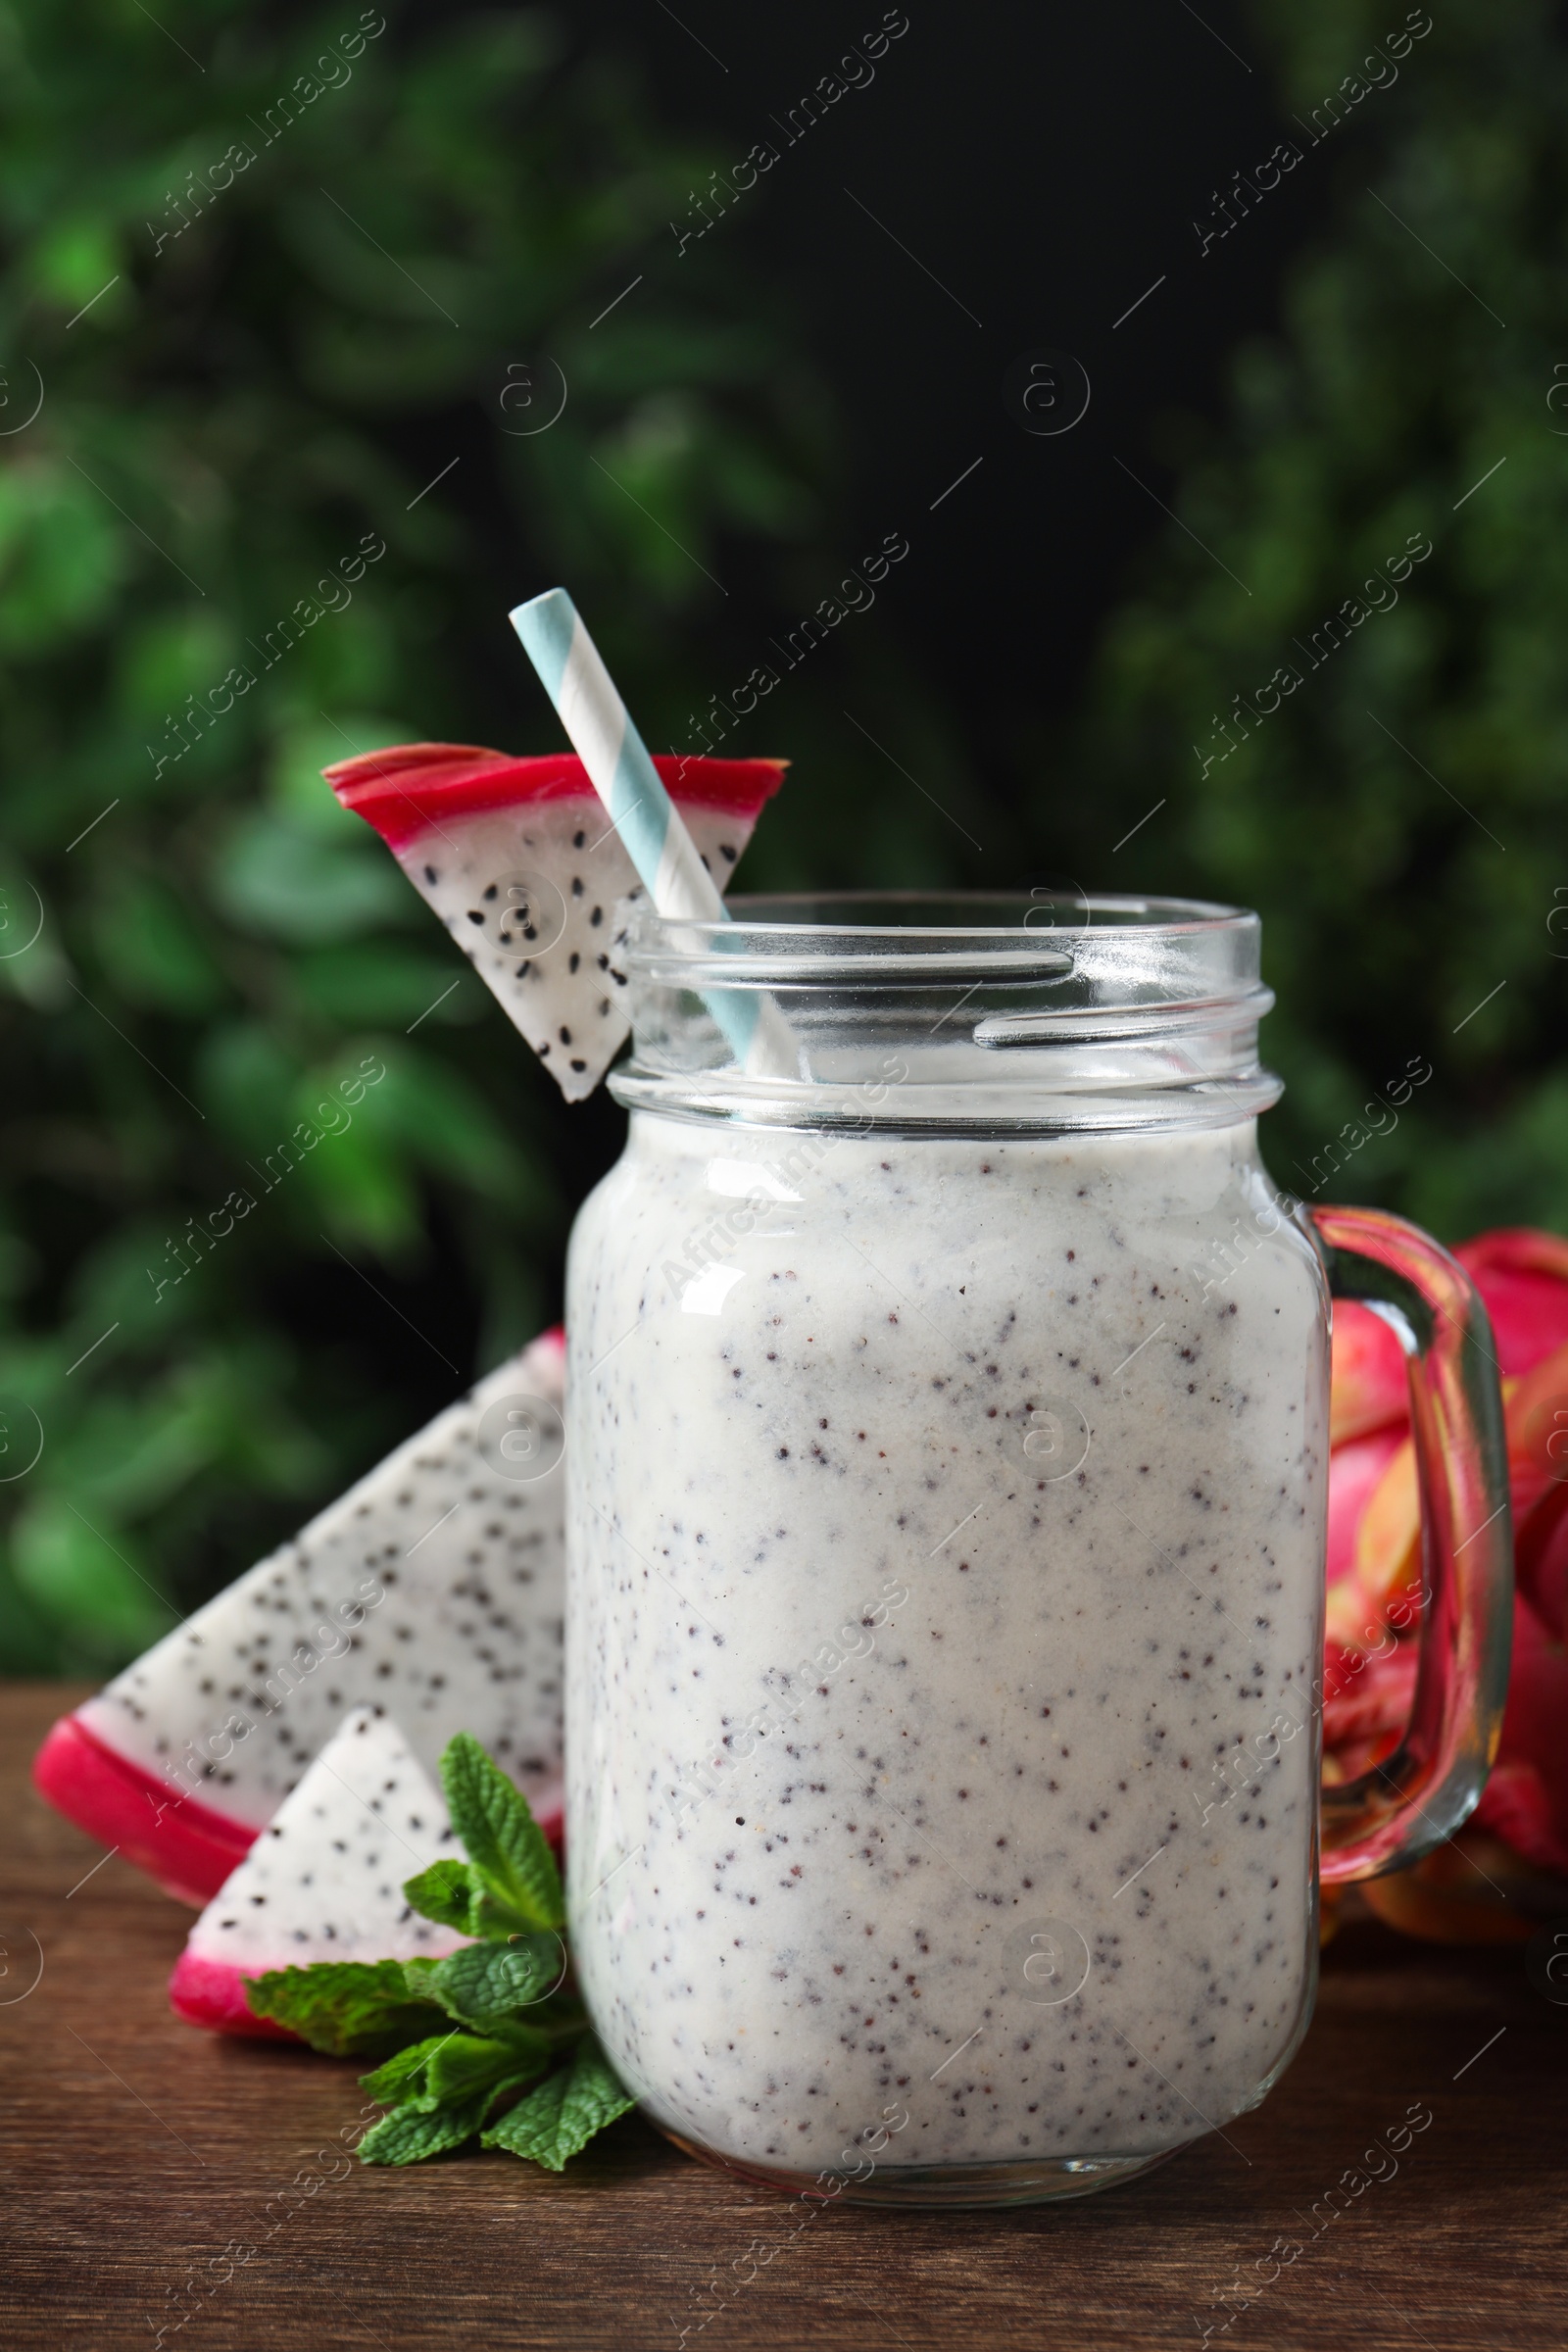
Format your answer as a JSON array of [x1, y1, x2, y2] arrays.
[[5, 1682, 1566, 2352]]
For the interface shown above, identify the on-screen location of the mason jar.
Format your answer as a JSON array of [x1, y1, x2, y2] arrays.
[[564, 894, 1511, 2207]]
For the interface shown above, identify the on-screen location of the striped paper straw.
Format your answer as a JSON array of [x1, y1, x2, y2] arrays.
[[510, 588, 799, 1079]]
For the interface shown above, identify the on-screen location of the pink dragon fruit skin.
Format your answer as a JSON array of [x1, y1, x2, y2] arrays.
[[323, 745, 786, 1102], [1454, 1226, 1568, 1376], [169, 1706, 469, 2039], [34, 1330, 565, 1903]]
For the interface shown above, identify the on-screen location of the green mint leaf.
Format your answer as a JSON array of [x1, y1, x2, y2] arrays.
[[556, 2036, 638, 2145], [438, 1733, 565, 1934], [358, 2034, 457, 2109], [358, 2096, 490, 2166], [357, 2030, 552, 2166], [402, 1857, 481, 1935], [243, 1962, 446, 2057], [470, 1885, 550, 1939], [360, 2029, 548, 2110], [425, 2030, 551, 2106], [403, 1936, 566, 2029], [480, 2070, 573, 2166], [481, 2036, 636, 2172]]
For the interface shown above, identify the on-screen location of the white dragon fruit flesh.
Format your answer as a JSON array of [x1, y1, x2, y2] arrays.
[[169, 1706, 468, 2038], [323, 744, 785, 1101], [33, 1329, 564, 1903]]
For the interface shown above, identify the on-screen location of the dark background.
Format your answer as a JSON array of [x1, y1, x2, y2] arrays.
[[596, 0, 1325, 756]]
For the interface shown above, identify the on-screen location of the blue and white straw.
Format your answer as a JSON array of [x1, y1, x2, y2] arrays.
[[510, 588, 798, 1079]]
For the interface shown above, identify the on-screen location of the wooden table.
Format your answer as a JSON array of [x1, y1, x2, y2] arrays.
[[5, 1683, 1565, 2351]]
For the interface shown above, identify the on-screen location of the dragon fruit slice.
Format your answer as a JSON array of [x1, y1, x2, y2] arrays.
[[169, 1706, 468, 2040], [34, 1329, 565, 1904], [323, 744, 786, 1101]]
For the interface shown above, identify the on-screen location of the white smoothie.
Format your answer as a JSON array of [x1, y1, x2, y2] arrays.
[[565, 1111, 1328, 2178]]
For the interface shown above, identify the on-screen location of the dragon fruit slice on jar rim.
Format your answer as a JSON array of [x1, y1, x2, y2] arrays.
[[323, 744, 788, 1102], [169, 1706, 470, 2041], [33, 1329, 565, 1904], [1324, 1226, 1568, 1939]]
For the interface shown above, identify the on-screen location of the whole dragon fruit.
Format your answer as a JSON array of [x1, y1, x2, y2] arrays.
[[1325, 1227, 1568, 1938]]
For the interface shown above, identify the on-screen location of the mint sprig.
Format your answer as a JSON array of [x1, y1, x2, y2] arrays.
[[243, 1736, 633, 2174]]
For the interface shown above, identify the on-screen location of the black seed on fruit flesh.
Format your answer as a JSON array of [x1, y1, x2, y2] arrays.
[[483, 883, 498, 901], [597, 953, 610, 970], [568, 952, 580, 973], [516, 961, 531, 978], [570, 876, 584, 898], [538, 1040, 551, 1054], [573, 830, 586, 849], [466, 909, 485, 926], [570, 1058, 587, 1072], [599, 998, 610, 1015], [700, 853, 711, 870], [612, 968, 627, 986], [559, 1026, 572, 1045], [590, 906, 603, 926], [720, 843, 737, 862], [523, 924, 537, 941], [424, 864, 439, 883]]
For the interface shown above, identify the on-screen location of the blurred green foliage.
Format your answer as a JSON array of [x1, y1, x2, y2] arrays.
[[5, 0, 1566, 1676], [1074, 0, 1568, 1238], [0, 0, 957, 1672]]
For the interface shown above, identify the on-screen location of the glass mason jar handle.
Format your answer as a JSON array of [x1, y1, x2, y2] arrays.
[[1306, 1204, 1513, 1884]]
